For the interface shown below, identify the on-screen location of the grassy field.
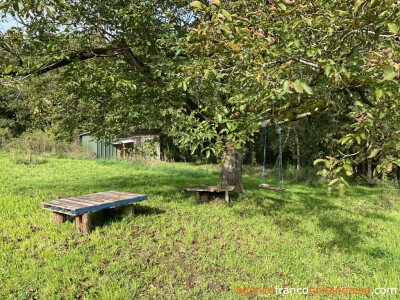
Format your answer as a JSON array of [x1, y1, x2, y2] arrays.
[[0, 152, 399, 299]]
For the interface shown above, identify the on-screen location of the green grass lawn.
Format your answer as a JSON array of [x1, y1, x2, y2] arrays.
[[0, 153, 399, 299]]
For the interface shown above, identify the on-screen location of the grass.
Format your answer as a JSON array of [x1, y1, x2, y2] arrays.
[[0, 152, 399, 299]]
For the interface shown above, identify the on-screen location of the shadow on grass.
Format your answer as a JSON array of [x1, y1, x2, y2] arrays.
[[30, 171, 220, 204], [90, 205, 166, 230], [236, 183, 396, 257]]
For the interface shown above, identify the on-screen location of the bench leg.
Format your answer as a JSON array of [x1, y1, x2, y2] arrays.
[[197, 192, 210, 203], [75, 215, 82, 231], [52, 212, 67, 224], [225, 190, 230, 203], [75, 213, 91, 233], [122, 204, 135, 216]]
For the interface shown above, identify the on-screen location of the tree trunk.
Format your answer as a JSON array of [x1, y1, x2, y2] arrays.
[[367, 158, 376, 187], [221, 145, 244, 193], [295, 130, 301, 170], [396, 167, 400, 184]]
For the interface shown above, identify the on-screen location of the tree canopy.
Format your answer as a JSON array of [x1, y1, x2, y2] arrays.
[[1, 0, 399, 191]]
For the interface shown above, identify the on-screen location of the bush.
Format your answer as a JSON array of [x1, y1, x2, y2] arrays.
[[0, 128, 11, 149], [6, 130, 94, 164]]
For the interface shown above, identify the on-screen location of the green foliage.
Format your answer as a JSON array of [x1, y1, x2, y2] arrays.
[[1, 0, 400, 187], [316, 95, 400, 189]]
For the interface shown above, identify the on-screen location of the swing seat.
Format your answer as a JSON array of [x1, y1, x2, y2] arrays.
[[259, 183, 286, 191]]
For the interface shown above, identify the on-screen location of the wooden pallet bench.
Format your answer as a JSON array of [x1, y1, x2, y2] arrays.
[[42, 191, 148, 233], [182, 185, 235, 203]]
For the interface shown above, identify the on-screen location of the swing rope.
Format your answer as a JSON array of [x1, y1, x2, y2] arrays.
[[276, 120, 284, 185], [272, 100, 283, 185], [260, 120, 268, 184], [260, 102, 285, 190]]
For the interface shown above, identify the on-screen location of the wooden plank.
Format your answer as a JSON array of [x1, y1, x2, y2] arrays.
[[47, 199, 91, 209], [183, 185, 235, 193], [259, 183, 286, 191], [42, 191, 148, 216], [44, 201, 82, 209], [68, 195, 148, 215], [50, 198, 96, 207], [80, 194, 115, 200], [66, 196, 107, 205], [220, 186, 235, 191], [42, 204, 73, 215], [95, 192, 140, 201]]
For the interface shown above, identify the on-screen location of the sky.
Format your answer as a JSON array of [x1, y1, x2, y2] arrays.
[[0, 15, 19, 32]]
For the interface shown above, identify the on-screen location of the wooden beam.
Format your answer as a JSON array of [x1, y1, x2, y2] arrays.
[[52, 212, 67, 224], [81, 213, 91, 233]]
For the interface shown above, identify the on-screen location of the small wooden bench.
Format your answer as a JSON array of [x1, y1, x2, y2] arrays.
[[182, 185, 235, 203], [42, 191, 148, 232]]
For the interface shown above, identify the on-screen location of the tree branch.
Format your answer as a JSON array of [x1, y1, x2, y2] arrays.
[[1, 47, 122, 78], [263, 101, 329, 126]]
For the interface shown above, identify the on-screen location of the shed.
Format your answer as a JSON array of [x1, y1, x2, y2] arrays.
[[80, 130, 161, 160]]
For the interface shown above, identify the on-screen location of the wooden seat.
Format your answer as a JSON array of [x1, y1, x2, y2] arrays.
[[259, 183, 286, 191], [42, 191, 148, 232], [182, 185, 235, 203]]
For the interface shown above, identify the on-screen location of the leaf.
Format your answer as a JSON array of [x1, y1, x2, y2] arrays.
[[216, 114, 222, 123], [388, 23, 399, 34], [190, 1, 205, 9], [324, 65, 332, 77], [219, 24, 231, 33], [228, 42, 240, 51], [46, 5, 56, 16], [293, 80, 303, 93], [375, 89, 384, 99], [354, 100, 363, 107], [367, 148, 380, 159], [302, 82, 313, 95], [303, 17, 312, 26], [353, 0, 366, 13], [328, 178, 340, 186], [313, 159, 325, 165], [221, 9, 232, 21], [339, 177, 350, 187], [338, 183, 346, 196], [190, 143, 198, 154], [340, 134, 353, 145], [4, 65, 15, 74], [383, 66, 396, 81], [278, 3, 287, 10], [282, 80, 290, 93], [343, 163, 353, 173]]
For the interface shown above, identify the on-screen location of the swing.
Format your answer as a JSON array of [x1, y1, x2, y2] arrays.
[[259, 119, 286, 191]]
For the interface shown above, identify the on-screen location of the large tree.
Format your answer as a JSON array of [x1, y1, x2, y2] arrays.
[[1, 0, 399, 191]]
